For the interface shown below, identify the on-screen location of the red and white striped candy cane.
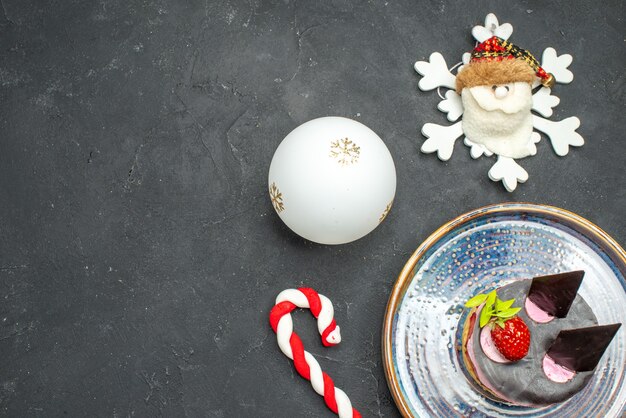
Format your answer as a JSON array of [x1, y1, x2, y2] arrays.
[[269, 288, 361, 418]]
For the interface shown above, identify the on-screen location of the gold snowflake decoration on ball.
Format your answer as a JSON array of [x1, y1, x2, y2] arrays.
[[269, 182, 284, 213], [379, 201, 393, 223], [330, 138, 360, 166]]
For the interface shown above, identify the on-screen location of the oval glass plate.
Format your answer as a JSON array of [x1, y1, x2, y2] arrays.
[[382, 203, 626, 417]]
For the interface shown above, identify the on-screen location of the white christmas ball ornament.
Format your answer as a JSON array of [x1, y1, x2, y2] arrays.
[[268, 117, 396, 245]]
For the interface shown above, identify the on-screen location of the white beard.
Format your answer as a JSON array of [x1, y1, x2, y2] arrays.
[[461, 82, 535, 159]]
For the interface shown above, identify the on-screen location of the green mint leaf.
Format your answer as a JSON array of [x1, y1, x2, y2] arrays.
[[479, 306, 493, 328], [485, 290, 497, 308], [465, 293, 488, 308], [496, 307, 521, 318], [495, 298, 515, 311]]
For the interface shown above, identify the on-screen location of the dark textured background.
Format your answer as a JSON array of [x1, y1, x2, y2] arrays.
[[1, 0, 624, 416]]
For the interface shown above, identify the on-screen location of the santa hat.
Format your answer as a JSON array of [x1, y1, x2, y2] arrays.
[[456, 36, 555, 93]]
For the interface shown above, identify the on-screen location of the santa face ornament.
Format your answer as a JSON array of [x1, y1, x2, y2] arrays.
[[415, 14, 584, 191]]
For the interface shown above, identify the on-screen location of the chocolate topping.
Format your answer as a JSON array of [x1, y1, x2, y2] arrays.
[[527, 271, 584, 318], [547, 324, 621, 372]]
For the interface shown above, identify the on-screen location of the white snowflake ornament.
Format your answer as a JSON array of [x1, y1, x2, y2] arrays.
[[415, 13, 584, 191]]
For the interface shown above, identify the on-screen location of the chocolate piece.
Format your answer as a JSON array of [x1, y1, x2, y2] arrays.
[[547, 324, 621, 372], [527, 271, 584, 318]]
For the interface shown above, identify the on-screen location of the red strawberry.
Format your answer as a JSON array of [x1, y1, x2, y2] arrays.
[[490, 316, 531, 361], [465, 290, 531, 361]]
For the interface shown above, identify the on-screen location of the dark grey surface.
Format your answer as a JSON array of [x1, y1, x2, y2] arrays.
[[0, 1, 624, 417]]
